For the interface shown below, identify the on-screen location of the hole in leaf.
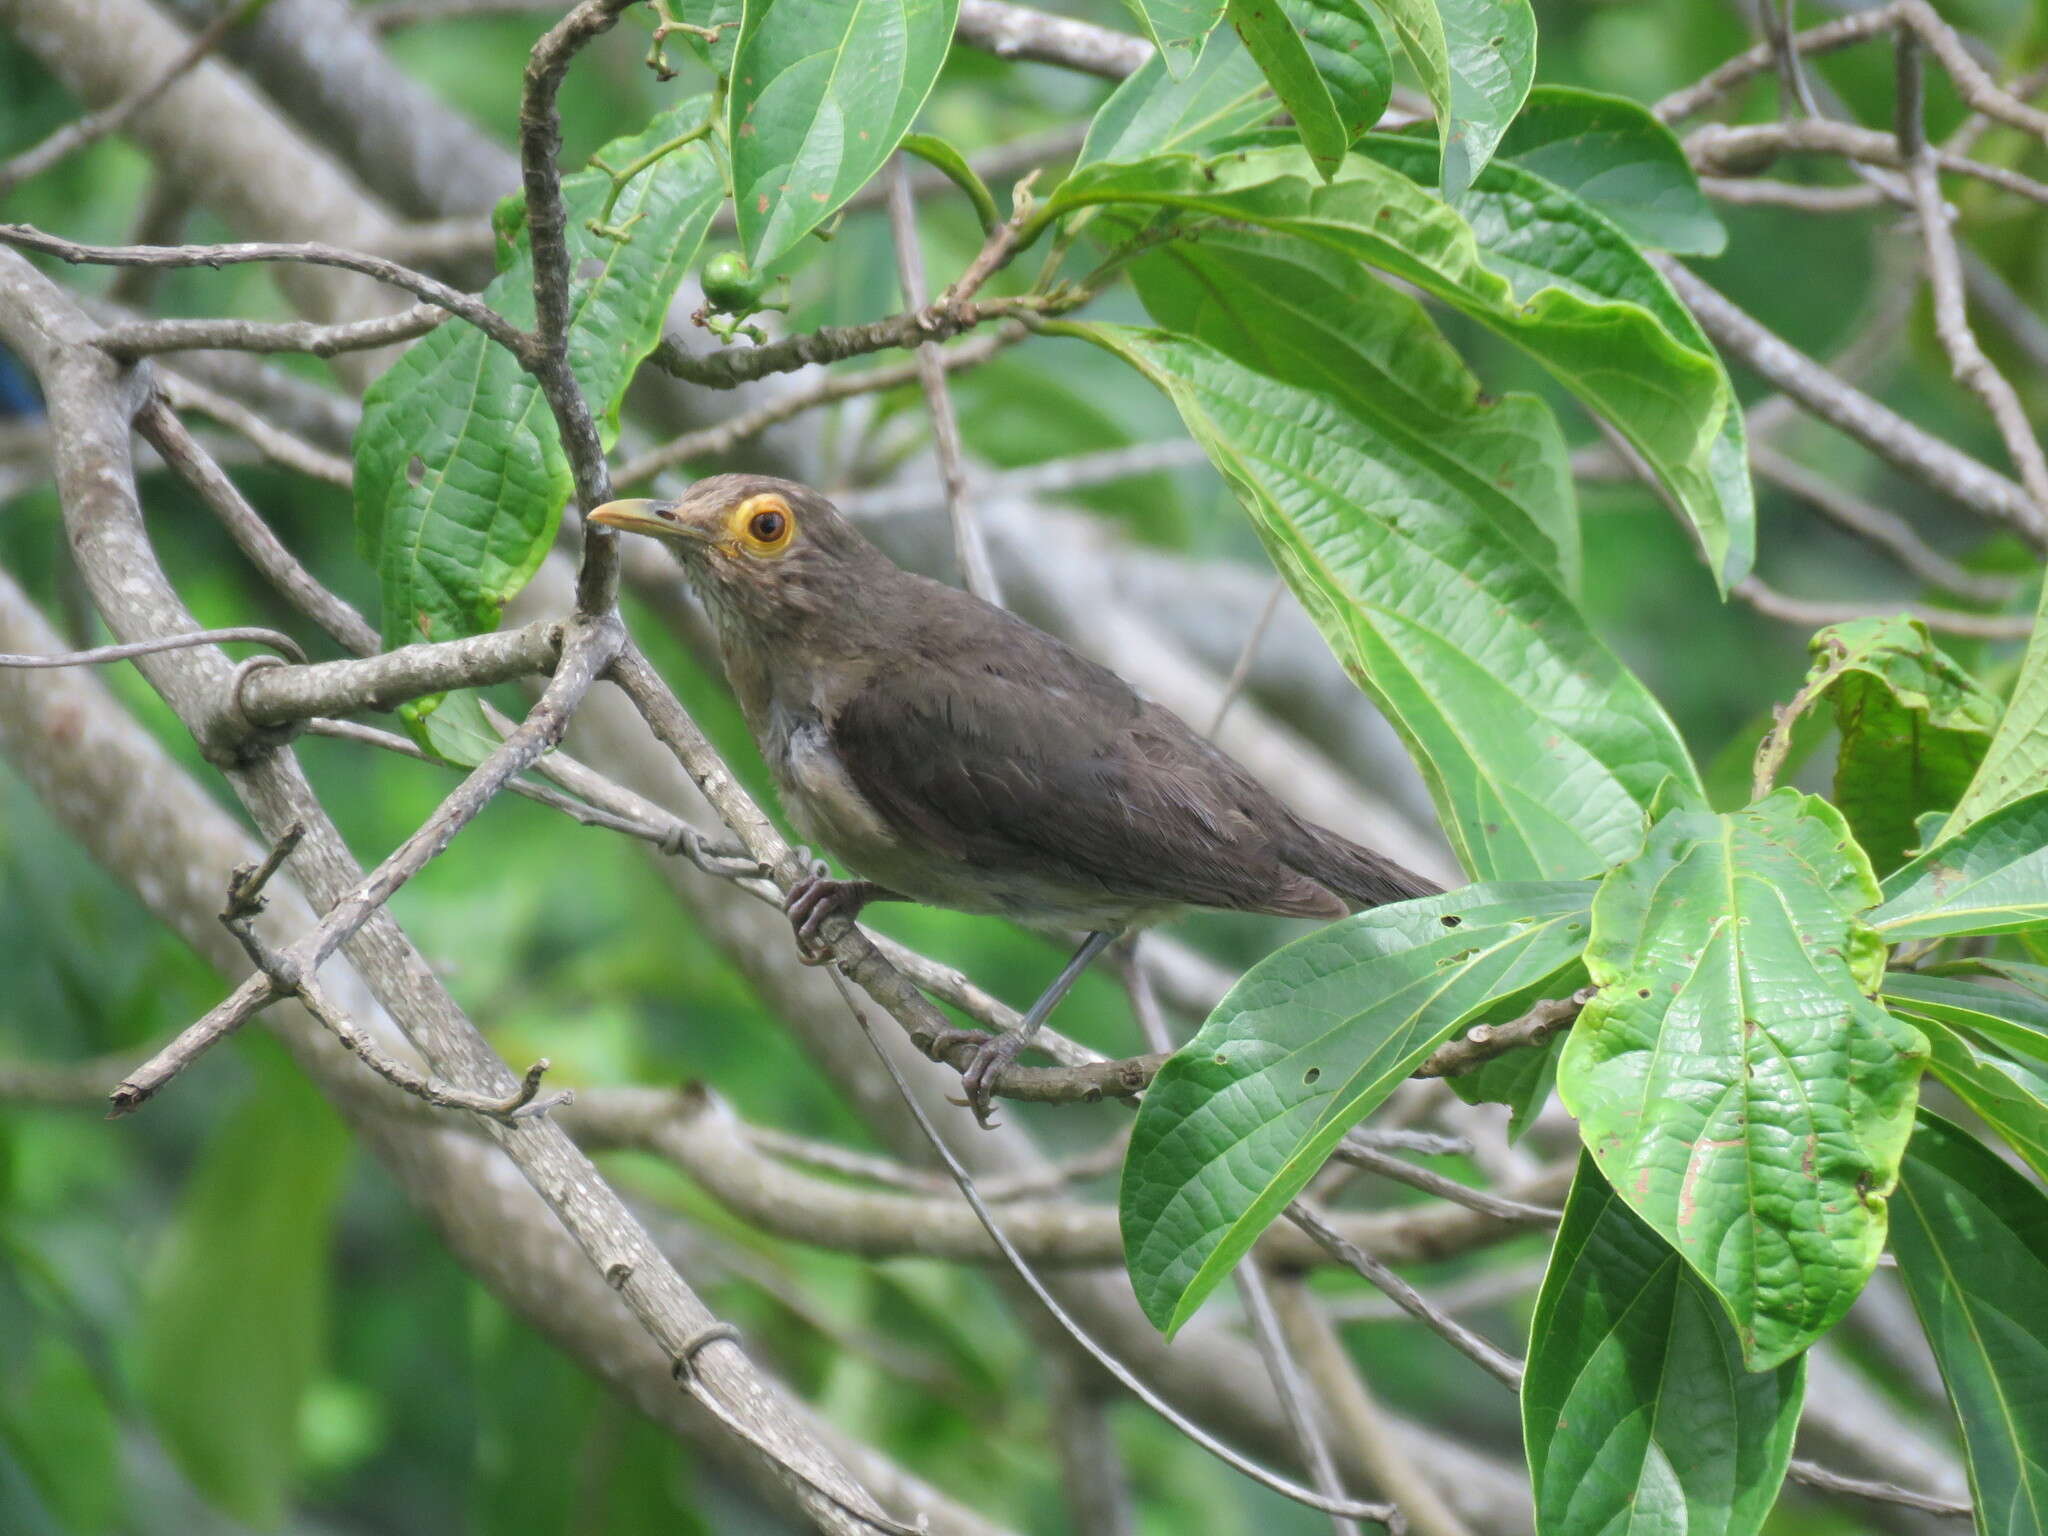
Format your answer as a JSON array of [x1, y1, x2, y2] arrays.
[[406, 454, 426, 487], [1304, 1067, 1321, 1085], [1637, 988, 1650, 998], [1440, 914, 1461, 928]]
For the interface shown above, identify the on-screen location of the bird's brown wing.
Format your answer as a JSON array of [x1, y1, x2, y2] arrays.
[[830, 605, 1358, 920]]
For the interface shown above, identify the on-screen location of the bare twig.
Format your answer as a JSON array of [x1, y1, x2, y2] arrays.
[[1899, 45, 2048, 529], [612, 328, 1021, 487], [99, 302, 446, 360], [1283, 1203, 1524, 1392], [0, 625, 306, 669], [137, 397, 375, 646], [1234, 1261, 1364, 1536], [149, 374, 356, 488], [1658, 259, 2044, 544], [826, 970, 1406, 1528], [1209, 578, 1287, 738], [955, 0, 1150, 78], [1785, 1460, 1971, 1519], [887, 156, 1001, 605], [0, 224, 529, 359], [1733, 576, 2034, 640], [1752, 445, 2024, 606], [1329, 1140, 1563, 1225], [517, 0, 636, 620], [1412, 990, 1593, 1079]]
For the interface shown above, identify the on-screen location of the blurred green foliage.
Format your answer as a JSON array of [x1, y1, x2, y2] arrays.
[[3, 0, 2045, 1530]]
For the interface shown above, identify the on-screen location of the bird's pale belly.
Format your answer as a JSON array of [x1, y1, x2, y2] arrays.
[[774, 723, 1174, 931]]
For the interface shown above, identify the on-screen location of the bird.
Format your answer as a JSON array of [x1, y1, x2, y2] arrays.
[[589, 474, 1439, 1120]]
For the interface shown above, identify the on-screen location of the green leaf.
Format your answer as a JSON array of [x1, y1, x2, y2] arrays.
[[138, 1058, 351, 1527], [1914, 1017, 2048, 1181], [1494, 85, 1725, 256], [1120, 881, 1593, 1334], [1890, 1112, 2048, 1536], [1118, 0, 1229, 78], [1447, 1028, 1562, 1141], [1871, 789, 2048, 940], [1226, 0, 1389, 179], [1368, 0, 1535, 197], [1524, 1155, 1804, 1536], [1069, 320, 1695, 881], [1804, 617, 1999, 876], [898, 133, 999, 234], [1077, 26, 1274, 169], [2, 1338, 119, 1535], [1125, 220, 1579, 589], [1556, 790, 1927, 1370], [1949, 577, 2048, 835], [1050, 146, 1746, 588], [355, 100, 722, 660], [728, 0, 959, 267], [1882, 972, 2048, 1069], [1361, 133, 1753, 589]]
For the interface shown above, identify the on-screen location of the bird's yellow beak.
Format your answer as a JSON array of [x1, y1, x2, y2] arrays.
[[587, 498, 711, 542]]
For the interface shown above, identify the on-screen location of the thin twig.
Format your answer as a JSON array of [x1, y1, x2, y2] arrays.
[[1329, 1140, 1563, 1226], [1235, 1261, 1364, 1536], [149, 375, 356, 488], [1785, 1460, 1970, 1518], [98, 303, 446, 361], [0, 224, 530, 360], [1283, 1203, 1524, 1391], [1752, 445, 2023, 606], [826, 970, 1405, 1529], [612, 328, 1021, 487], [111, 618, 623, 1112], [136, 397, 373, 646], [1733, 576, 2034, 640], [1657, 259, 2043, 543], [1209, 578, 1286, 738], [0, 625, 306, 669], [887, 156, 1000, 605]]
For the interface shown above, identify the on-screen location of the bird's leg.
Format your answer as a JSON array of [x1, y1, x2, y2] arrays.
[[784, 866, 899, 963], [958, 929, 1120, 1125]]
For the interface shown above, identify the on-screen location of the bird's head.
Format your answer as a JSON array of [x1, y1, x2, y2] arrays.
[[589, 474, 885, 636]]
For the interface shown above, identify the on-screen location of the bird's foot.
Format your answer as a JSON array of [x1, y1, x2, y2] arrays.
[[784, 867, 875, 964], [939, 1028, 1028, 1129]]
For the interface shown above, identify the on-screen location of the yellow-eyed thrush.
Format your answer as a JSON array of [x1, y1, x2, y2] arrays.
[[590, 475, 1438, 1118]]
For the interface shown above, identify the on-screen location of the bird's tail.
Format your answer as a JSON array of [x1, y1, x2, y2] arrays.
[[1290, 826, 1442, 912]]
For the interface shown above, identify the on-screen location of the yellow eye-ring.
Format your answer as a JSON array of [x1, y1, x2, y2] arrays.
[[730, 493, 795, 555]]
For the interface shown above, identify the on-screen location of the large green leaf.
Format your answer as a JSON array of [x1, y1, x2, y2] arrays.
[[1121, 881, 1592, 1333], [1049, 146, 1745, 586], [1368, 0, 1534, 197], [1525, 1155, 1804, 1536], [1891, 1112, 2048, 1536], [1949, 576, 2048, 835], [138, 1059, 350, 1527], [1118, 0, 1228, 77], [1069, 320, 1695, 881], [1913, 1017, 2048, 1181], [728, 0, 958, 267], [1556, 790, 1927, 1370], [1870, 789, 2048, 940], [355, 101, 722, 672], [1797, 617, 1999, 877], [1362, 133, 1752, 589], [1227, 0, 1389, 179], [1126, 218, 1578, 588], [1076, 25, 1273, 170], [1882, 971, 2048, 1069], [1494, 86, 1725, 256]]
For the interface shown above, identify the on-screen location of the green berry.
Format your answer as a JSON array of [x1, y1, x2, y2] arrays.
[[701, 251, 765, 313]]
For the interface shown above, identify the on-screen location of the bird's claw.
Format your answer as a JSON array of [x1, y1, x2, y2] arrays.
[[951, 1030, 1026, 1129], [774, 872, 856, 966]]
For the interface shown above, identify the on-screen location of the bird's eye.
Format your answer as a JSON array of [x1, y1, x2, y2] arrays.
[[733, 495, 794, 553]]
